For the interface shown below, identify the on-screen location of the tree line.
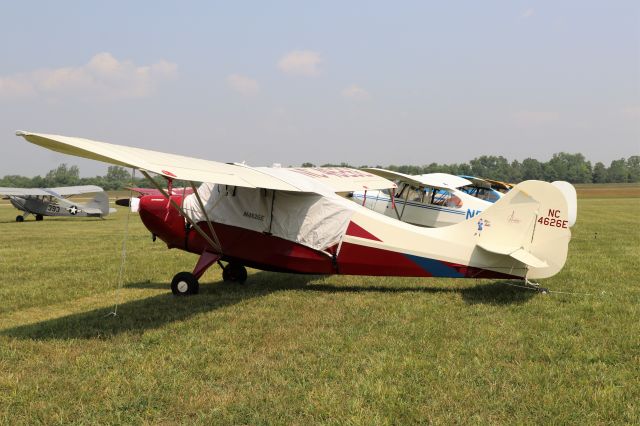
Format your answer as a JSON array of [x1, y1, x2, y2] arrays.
[[314, 152, 639, 184], [1, 152, 639, 189]]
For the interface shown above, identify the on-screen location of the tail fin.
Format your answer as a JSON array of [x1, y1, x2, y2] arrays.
[[551, 181, 577, 227], [84, 191, 112, 216], [446, 180, 573, 279]]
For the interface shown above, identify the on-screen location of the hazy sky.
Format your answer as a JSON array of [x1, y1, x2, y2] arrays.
[[1, 1, 638, 177]]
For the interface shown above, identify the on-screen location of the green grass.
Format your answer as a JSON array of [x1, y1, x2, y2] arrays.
[[0, 192, 639, 424]]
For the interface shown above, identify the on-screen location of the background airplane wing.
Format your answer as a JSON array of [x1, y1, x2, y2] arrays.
[[362, 168, 471, 190], [47, 185, 105, 196], [16, 131, 395, 194], [0, 187, 52, 196]]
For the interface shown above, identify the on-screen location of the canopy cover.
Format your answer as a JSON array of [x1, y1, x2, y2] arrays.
[[182, 183, 356, 252]]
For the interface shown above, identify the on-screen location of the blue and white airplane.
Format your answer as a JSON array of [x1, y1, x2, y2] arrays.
[[350, 170, 491, 228]]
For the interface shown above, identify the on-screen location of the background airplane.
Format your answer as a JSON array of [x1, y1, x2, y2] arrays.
[[458, 175, 506, 202], [350, 170, 492, 227], [0, 185, 115, 222]]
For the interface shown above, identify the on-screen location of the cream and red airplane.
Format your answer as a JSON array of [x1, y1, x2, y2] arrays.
[[15, 131, 574, 295]]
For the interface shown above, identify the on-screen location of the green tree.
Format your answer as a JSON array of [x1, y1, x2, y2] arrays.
[[592, 162, 608, 183], [545, 153, 592, 183], [607, 158, 629, 183], [469, 156, 511, 180], [521, 158, 543, 180], [103, 166, 132, 190], [627, 156, 640, 183], [44, 164, 80, 186]]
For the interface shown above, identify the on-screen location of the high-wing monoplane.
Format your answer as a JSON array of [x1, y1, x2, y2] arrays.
[[0, 185, 115, 222], [16, 131, 574, 296], [349, 170, 492, 227], [457, 175, 506, 203]]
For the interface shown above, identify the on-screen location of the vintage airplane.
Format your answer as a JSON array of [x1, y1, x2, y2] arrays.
[[457, 175, 505, 203], [0, 185, 115, 222], [16, 131, 574, 296], [349, 170, 493, 227]]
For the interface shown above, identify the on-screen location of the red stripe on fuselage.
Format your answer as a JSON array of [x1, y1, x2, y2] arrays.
[[345, 221, 382, 241]]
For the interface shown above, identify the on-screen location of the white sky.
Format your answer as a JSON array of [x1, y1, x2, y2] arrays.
[[1, 1, 638, 176]]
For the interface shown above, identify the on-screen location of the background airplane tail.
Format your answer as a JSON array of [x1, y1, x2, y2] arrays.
[[441, 180, 574, 279], [84, 191, 113, 216]]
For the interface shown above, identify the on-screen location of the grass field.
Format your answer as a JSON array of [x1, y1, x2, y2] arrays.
[[1, 186, 639, 424]]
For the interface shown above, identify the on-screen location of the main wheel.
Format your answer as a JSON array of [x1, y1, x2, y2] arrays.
[[15, 215, 24, 222], [35, 214, 43, 221], [222, 263, 248, 284], [171, 272, 199, 296]]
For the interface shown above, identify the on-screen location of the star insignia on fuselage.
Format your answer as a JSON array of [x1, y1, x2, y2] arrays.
[[67, 205, 79, 215]]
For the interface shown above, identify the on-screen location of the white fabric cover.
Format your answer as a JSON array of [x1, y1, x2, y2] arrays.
[[182, 183, 356, 252]]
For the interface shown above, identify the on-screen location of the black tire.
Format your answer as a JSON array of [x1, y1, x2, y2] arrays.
[[170, 272, 199, 296], [222, 263, 248, 284], [35, 214, 43, 221], [15, 215, 24, 222]]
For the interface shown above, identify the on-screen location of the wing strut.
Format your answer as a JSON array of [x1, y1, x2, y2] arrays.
[[140, 171, 222, 254], [188, 181, 223, 252]]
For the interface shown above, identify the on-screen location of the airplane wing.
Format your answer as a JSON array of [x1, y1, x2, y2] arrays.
[[415, 173, 472, 189], [277, 167, 395, 192], [16, 131, 395, 193], [459, 175, 492, 189], [47, 185, 105, 196], [362, 168, 471, 190], [125, 187, 196, 196], [484, 178, 513, 191], [0, 187, 52, 196]]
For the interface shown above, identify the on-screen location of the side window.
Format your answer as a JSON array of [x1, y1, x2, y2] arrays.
[[406, 186, 423, 202]]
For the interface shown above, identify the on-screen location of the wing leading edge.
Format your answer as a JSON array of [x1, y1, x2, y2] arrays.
[[16, 132, 394, 194]]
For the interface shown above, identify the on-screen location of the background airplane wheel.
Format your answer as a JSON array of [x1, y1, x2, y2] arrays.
[[15, 215, 24, 222], [35, 214, 43, 221], [222, 263, 247, 284], [171, 272, 199, 296]]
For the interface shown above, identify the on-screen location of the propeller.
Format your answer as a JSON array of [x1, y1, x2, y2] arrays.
[[115, 197, 140, 212]]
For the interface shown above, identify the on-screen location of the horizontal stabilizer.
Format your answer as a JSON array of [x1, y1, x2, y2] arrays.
[[477, 241, 548, 268], [510, 249, 548, 268]]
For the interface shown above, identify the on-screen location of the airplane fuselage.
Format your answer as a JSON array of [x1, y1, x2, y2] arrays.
[[9, 195, 95, 218], [138, 194, 520, 280]]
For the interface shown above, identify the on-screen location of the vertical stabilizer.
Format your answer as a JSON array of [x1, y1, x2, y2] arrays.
[[84, 191, 112, 216], [434, 180, 572, 279]]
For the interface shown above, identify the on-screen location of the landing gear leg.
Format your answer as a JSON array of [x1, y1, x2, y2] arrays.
[[222, 262, 248, 284], [35, 214, 43, 221]]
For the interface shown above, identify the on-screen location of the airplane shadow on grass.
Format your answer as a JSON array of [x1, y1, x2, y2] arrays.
[[3, 272, 537, 341]]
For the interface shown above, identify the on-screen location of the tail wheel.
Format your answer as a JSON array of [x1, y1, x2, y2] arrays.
[[35, 214, 43, 221], [15, 215, 24, 222], [171, 272, 199, 296], [222, 263, 248, 284]]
